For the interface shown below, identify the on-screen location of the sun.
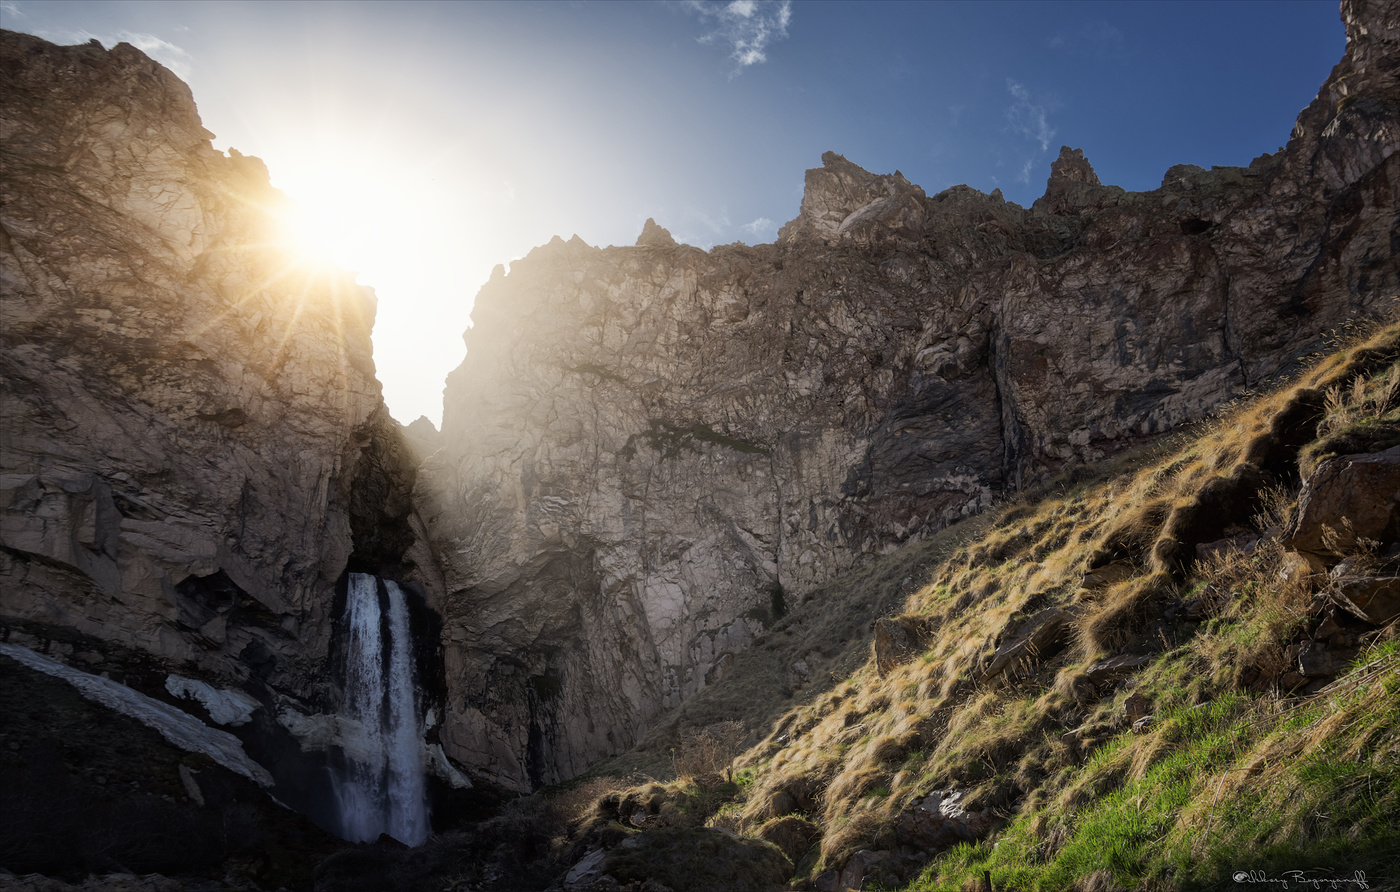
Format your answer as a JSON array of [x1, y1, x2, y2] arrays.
[[273, 175, 374, 273], [256, 143, 476, 425]]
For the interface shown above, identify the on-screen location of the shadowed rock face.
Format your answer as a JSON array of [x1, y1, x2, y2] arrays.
[[423, 0, 1399, 790], [0, 31, 432, 722]]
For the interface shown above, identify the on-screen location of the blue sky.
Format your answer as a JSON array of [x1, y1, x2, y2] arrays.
[[2, 0, 1344, 425]]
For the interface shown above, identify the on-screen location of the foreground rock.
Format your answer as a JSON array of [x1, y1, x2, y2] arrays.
[[980, 606, 1073, 682], [420, 0, 1400, 790], [0, 650, 339, 883], [894, 788, 993, 855], [1284, 447, 1400, 559], [588, 828, 791, 892], [807, 790, 992, 891]]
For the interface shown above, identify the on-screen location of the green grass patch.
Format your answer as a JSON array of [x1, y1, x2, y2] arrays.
[[906, 645, 1400, 891]]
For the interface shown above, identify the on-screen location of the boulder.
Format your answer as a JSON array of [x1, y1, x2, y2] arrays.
[[756, 815, 820, 867], [1314, 611, 1345, 640], [815, 850, 891, 892], [563, 847, 609, 889], [599, 827, 791, 892], [1284, 447, 1400, 559], [1085, 653, 1151, 686], [1280, 551, 1329, 586], [1195, 532, 1261, 563], [892, 789, 993, 853], [1124, 691, 1151, 725], [1297, 640, 1338, 677], [764, 789, 798, 819], [1080, 561, 1135, 591], [873, 616, 921, 677], [980, 607, 1072, 681], [1331, 574, 1400, 625]]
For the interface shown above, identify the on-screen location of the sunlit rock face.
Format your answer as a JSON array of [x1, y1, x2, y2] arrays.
[[424, 0, 1399, 791], [0, 31, 431, 716]]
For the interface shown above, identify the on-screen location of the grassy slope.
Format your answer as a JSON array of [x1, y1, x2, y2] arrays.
[[577, 319, 1400, 891]]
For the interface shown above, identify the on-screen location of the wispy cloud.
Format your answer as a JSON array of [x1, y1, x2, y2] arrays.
[[671, 206, 735, 249], [33, 27, 193, 79], [1005, 79, 1054, 152], [690, 207, 731, 233], [116, 31, 193, 78], [684, 0, 792, 73], [0, 1, 23, 20], [740, 216, 775, 240]]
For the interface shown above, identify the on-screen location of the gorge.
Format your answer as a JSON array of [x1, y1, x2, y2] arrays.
[[1, 0, 1398, 887]]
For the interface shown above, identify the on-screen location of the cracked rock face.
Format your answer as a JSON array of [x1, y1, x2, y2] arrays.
[[423, 0, 1399, 791], [0, 31, 422, 711]]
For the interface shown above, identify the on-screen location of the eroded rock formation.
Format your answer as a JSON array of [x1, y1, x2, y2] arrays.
[[422, 0, 1398, 790]]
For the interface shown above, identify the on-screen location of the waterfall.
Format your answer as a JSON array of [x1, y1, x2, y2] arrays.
[[332, 572, 430, 845], [384, 582, 429, 843]]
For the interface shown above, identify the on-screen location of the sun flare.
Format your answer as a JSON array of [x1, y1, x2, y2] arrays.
[[274, 177, 375, 273], [260, 148, 480, 424]]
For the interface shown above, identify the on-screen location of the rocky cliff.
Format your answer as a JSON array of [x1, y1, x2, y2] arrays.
[[421, 0, 1399, 790], [1, 0, 1396, 817], [0, 30, 446, 851]]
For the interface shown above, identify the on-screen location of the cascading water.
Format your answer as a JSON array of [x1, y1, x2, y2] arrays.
[[332, 572, 430, 845], [384, 581, 429, 843]]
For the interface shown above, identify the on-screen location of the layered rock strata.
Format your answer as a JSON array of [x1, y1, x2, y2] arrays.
[[422, 0, 1399, 790], [0, 30, 445, 823]]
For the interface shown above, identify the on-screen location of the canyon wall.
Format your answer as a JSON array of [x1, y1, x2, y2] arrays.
[[0, 30, 446, 824], [1, 0, 1396, 803], [421, 0, 1399, 790]]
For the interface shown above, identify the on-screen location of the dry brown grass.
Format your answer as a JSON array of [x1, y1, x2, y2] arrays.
[[669, 721, 746, 782], [1192, 538, 1315, 688], [1303, 363, 1400, 476]]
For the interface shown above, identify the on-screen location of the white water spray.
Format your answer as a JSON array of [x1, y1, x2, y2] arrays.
[[332, 573, 430, 845]]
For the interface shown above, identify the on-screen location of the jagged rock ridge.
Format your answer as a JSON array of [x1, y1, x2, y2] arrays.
[[422, 0, 1399, 791]]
